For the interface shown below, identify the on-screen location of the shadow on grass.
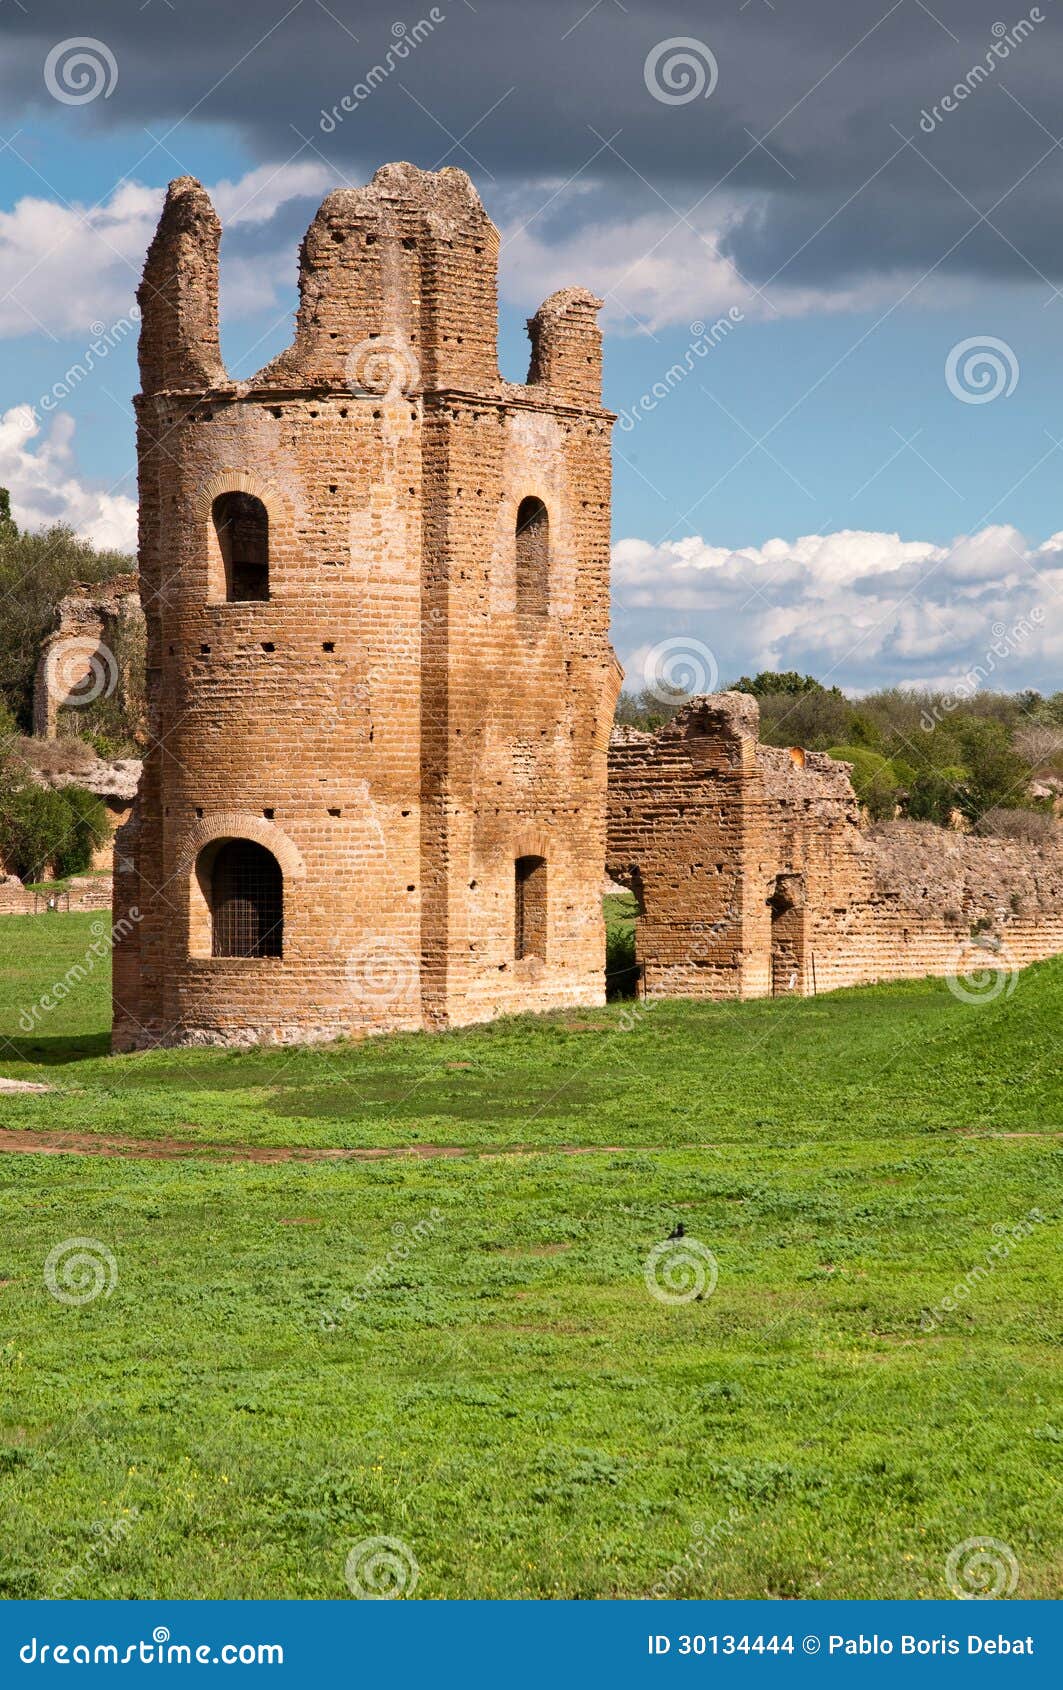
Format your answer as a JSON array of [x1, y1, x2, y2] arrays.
[[0, 1031, 112, 1068]]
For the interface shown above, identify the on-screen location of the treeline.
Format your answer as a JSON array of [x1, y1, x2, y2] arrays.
[[615, 670, 1063, 828]]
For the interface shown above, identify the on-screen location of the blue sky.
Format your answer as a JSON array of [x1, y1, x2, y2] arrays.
[[3, 0, 1063, 694]]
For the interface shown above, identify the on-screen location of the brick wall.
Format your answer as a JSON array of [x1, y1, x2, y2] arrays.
[[607, 694, 1063, 1000], [114, 165, 619, 1049], [0, 877, 114, 916]]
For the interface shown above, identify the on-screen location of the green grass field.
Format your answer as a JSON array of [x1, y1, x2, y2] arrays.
[[0, 911, 1059, 1599]]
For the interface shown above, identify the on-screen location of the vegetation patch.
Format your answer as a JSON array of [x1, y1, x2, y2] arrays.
[[0, 914, 1058, 1597]]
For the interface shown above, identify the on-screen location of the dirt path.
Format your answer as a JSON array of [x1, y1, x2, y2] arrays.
[[0, 1126, 632, 1164]]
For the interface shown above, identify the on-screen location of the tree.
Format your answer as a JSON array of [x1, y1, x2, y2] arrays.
[[827, 746, 909, 821], [755, 686, 857, 752], [731, 670, 841, 698], [0, 522, 134, 730], [614, 686, 688, 732], [951, 717, 1031, 822]]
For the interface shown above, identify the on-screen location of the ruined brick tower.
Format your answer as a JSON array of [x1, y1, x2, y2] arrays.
[[113, 163, 619, 1049]]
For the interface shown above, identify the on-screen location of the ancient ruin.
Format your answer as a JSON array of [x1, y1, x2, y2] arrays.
[[608, 693, 1063, 999], [109, 161, 1063, 1050], [112, 164, 619, 1049], [34, 575, 143, 739]]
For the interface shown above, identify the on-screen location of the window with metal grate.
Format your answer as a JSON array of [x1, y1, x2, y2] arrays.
[[211, 839, 283, 957]]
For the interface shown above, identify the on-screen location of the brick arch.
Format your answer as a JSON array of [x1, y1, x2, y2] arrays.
[[177, 812, 306, 880], [194, 468, 277, 523], [512, 828, 552, 862]]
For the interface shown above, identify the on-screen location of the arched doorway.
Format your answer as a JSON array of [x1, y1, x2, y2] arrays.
[[204, 838, 284, 957]]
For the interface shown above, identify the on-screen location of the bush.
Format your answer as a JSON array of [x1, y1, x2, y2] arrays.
[[950, 717, 1031, 821], [53, 785, 108, 877], [755, 689, 858, 752], [604, 893, 639, 1000], [1014, 723, 1063, 773], [0, 780, 107, 882], [973, 807, 1057, 843], [907, 767, 966, 826], [0, 785, 69, 882], [827, 747, 906, 820]]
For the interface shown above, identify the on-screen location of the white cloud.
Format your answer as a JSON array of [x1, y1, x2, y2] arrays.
[[0, 162, 337, 555], [614, 525, 1063, 692], [0, 162, 333, 339], [498, 194, 952, 333], [0, 405, 136, 551], [209, 162, 332, 228]]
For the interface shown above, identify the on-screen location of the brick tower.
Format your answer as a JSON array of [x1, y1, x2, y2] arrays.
[[112, 163, 619, 1048]]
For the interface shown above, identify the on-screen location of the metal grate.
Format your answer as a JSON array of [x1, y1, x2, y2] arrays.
[[211, 840, 283, 958]]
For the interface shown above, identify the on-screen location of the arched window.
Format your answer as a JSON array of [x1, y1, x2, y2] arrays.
[[515, 496, 549, 616], [208, 839, 283, 957], [515, 854, 547, 961], [212, 492, 269, 602]]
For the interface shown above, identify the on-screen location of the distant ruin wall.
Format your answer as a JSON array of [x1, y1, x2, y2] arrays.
[[607, 694, 1063, 1000], [0, 877, 114, 915], [811, 821, 1063, 993], [33, 575, 143, 739]]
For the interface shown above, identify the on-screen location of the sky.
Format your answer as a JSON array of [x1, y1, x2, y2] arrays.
[[2, 0, 1063, 694]]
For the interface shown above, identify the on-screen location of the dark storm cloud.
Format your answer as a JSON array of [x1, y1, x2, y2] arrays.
[[6, 0, 1063, 288]]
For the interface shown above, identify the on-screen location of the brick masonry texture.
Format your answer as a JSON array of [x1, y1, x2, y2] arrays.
[[113, 164, 621, 1049], [607, 694, 1063, 1000], [115, 163, 1063, 1050], [0, 879, 113, 915]]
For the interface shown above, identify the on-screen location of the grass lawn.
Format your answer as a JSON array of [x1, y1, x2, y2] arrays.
[[0, 911, 1060, 1599]]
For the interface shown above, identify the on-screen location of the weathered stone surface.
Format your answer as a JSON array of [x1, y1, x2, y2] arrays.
[[33, 575, 142, 740], [607, 694, 1063, 999], [22, 737, 141, 804], [0, 876, 113, 914], [114, 164, 619, 1050]]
